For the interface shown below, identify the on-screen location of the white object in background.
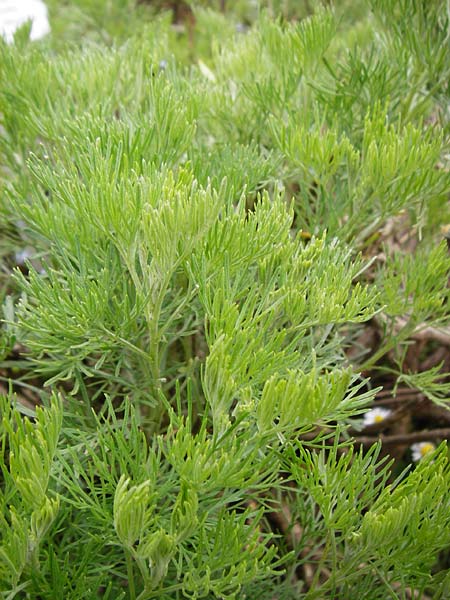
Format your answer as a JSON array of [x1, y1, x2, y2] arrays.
[[362, 406, 392, 427], [411, 441, 436, 462], [0, 0, 50, 43]]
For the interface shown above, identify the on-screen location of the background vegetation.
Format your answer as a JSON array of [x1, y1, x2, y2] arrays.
[[0, 1, 449, 598]]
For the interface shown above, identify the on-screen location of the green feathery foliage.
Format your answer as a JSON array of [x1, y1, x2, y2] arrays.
[[0, 1, 449, 598]]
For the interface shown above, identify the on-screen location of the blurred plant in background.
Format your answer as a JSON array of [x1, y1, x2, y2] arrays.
[[0, 1, 449, 598]]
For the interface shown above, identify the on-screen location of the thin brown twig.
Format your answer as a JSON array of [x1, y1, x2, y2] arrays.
[[374, 394, 425, 407], [375, 387, 422, 398], [354, 428, 450, 446]]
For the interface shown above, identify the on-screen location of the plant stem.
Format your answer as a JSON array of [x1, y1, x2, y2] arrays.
[[125, 549, 136, 600]]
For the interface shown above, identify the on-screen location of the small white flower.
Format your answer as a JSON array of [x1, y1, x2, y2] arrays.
[[363, 407, 392, 427], [411, 442, 436, 462]]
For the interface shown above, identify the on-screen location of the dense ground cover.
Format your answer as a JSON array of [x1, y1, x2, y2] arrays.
[[1, 1, 450, 598]]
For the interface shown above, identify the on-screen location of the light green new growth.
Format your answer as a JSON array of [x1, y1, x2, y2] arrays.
[[0, 396, 61, 589], [0, 0, 449, 598]]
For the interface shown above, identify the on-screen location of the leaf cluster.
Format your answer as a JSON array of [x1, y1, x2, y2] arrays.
[[0, 1, 449, 598]]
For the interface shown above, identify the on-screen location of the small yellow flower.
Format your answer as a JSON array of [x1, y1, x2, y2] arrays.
[[411, 442, 436, 462]]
